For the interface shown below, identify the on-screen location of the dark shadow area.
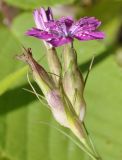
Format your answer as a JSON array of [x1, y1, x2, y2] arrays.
[[80, 44, 117, 73], [0, 82, 42, 115]]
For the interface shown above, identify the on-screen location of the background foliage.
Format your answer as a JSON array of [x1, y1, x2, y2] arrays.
[[0, 0, 122, 160]]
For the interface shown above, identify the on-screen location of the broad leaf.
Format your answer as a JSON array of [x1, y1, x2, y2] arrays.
[[4, 0, 73, 10]]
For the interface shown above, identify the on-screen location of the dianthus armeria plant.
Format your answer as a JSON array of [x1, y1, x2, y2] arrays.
[[17, 7, 105, 160]]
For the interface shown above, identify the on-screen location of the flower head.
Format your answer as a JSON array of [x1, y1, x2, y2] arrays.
[[26, 7, 105, 47]]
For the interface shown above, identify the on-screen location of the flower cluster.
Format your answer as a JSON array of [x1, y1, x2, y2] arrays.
[[18, 7, 105, 160]]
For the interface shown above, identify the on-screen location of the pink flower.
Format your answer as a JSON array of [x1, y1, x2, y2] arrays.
[[26, 7, 105, 47]]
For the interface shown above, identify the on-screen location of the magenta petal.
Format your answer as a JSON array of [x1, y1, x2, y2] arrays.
[[33, 9, 45, 29], [26, 28, 56, 40], [88, 31, 105, 39], [70, 17, 102, 34], [77, 17, 101, 28], [59, 16, 74, 28], [33, 7, 54, 30], [46, 20, 67, 37], [45, 17, 73, 37], [45, 21, 57, 30], [74, 31, 105, 41], [48, 37, 73, 47]]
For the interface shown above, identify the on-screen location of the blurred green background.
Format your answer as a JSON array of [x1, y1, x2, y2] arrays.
[[0, 0, 122, 160]]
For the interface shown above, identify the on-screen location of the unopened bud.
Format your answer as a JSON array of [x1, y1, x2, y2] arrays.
[[17, 48, 55, 95], [17, 48, 95, 158], [46, 47, 62, 86], [46, 89, 69, 127], [62, 44, 86, 121], [17, 48, 69, 128]]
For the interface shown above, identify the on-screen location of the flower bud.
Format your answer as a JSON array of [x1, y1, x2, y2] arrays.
[[62, 44, 86, 121], [46, 89, 69, 127], [16, 48, 55, 95], [17, 48, 69, 127], [17, 48, 95, 158], [46, 47, 62, 86]]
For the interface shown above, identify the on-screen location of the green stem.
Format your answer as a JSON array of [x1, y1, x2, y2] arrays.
[[82, 122, 103, 160]]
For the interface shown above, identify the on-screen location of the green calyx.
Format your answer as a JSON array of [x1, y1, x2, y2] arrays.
[[62, 44, 86, 121], [46, 47, 62, 86]]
